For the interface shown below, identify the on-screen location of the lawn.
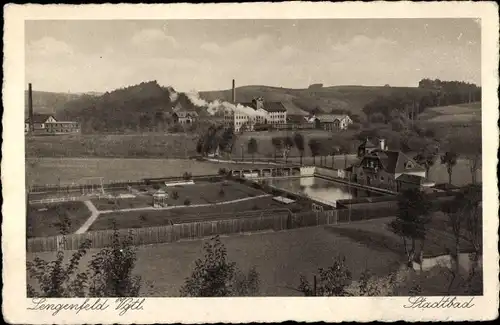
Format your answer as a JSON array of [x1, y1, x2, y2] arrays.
[[27, 225, 401, 296], [25, 133, 199, 159], [91, 181, 266, 211], [88, 196, 301, 231], [27, 201, 91, 238], [326, 215, 476, 258], [25, 157, 257, 186]]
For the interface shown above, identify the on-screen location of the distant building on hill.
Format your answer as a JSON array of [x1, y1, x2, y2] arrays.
[[25, 114, 80, 134], [307, 114, 353, 131]]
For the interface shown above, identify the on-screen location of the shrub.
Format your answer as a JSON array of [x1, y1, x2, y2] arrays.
[[152, 183, 161, 190], [391, 118, 406, 132], [172, 191, 179, 200], [348, 123, 362, 131], [184, 198, 191, 206], [218, 168, 227, 176], [182, 172, 192, 180]]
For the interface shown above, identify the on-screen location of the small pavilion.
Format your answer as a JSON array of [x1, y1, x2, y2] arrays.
[[153, 189, 168, 208]]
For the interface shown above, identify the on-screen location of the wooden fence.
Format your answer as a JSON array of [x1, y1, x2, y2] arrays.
[[26, 193, 458, 253], [27, 209, 340, 253]]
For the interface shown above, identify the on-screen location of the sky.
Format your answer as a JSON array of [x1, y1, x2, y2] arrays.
[[25, 19, 481, 93]]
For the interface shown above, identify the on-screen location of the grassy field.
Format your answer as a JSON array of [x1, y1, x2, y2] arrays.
[[91, 181, 265, 211], [235, 129, 359, 159], [25, 157, 259, 186], [89, 196, 297, 231], [27, 201, 91, 238], [26, 155, 481, 188], [25, 133, 199, 158], [418, 102, 481, 124], [328, 215, 476, 258], [27, 225, 402, 296]]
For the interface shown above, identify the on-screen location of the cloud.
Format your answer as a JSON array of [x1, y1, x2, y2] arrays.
[[27, 37, 74, 58], [131, 29, 179, 49], [330, 35, 397, 61], [200, 42, 222, 54]]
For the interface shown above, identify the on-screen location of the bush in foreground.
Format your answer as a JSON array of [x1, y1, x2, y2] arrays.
[[27, 219, 142, 297], [180, 236, 260, 297]]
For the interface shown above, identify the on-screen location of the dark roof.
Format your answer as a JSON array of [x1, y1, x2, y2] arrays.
[[237, 101, 286, 113], [396, 173, 425, 183], [173, 111, 198, 118], [26, 114, 55, 123], [263, 102, 286, 112], [361, 149, 426, 174], [360, 138, 378, 148], [315, 114, 349, 123], [287, 115, 309, 123]]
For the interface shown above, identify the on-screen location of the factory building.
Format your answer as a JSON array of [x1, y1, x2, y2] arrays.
[[223, 80, 287, 132]]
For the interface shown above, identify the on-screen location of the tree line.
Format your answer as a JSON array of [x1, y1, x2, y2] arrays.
[[241, 133, 351, 167], [362, 79, 481, 125]]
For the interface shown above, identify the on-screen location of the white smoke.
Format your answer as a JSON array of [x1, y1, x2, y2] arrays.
[[185, 90, 267, 118], [167, 87, 179, 102]]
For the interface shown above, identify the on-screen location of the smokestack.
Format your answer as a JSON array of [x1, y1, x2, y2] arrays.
[[232, 79, 236, 104], [28, 83, 34, 133], [379, 138, 386, 151]]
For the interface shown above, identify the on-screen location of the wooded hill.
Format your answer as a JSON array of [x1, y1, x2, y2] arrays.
[[28, 79, 480, 133]]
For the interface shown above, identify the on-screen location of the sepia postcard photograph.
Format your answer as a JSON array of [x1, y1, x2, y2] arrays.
[[2, 2, 499, 324]]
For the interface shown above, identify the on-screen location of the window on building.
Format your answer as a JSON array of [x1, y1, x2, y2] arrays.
[[380, 176, 384, 181]]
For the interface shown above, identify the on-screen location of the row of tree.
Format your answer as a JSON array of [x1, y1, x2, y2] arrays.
[[196, 125, 236, 157], [243, 133, 351, 167]]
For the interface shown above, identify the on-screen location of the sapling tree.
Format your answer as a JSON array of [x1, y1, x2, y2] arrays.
[[247, 138, 258, 164], [27, 219, 142, 298], [298, 255, 352, 296], [388, 188, 432, 268], [87, 223, 141, 297], [293, 133, 305, 166], [180, 236, 260, 297], [440, 151, 458, 185]]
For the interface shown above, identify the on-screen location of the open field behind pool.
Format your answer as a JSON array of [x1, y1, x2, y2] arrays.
[[27, 201, 91, 238], [26, 158, 259, 186], [27, 225, 401, 296], [89, 196, 300, 231]]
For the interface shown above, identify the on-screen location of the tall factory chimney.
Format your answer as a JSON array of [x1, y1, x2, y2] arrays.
[[232, 79, 236, 104], [28, 83, 34, 133]]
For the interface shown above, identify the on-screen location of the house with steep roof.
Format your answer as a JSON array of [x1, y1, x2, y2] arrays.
[[357, 137, 380, 157], [171, 110, 198, 125], [346, 138, 427, 191], [25, 114, 80, 134]]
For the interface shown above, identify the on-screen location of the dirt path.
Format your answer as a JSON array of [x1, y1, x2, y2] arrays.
[[74, 200, 100, 234]]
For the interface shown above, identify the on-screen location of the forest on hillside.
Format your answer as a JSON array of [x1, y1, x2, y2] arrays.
[[56, 81, 206, 133], [28, 78, 481, 134]]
